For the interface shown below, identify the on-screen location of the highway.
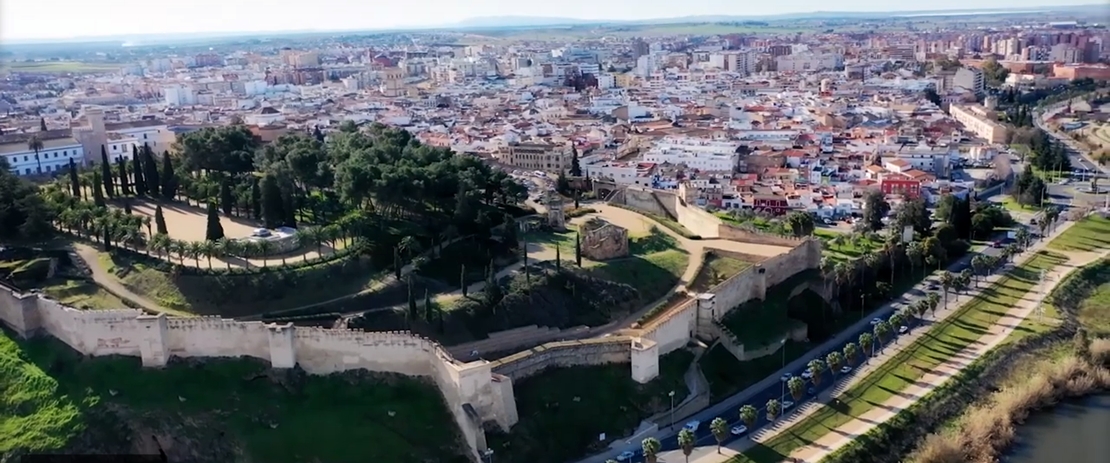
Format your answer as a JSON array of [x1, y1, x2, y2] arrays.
[[589, 241, 1006, 463]]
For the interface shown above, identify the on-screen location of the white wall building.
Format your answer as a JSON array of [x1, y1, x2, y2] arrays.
[[0, 138, 85, 176], [641, 137, 740, 172], [775, 53, 844, 73]]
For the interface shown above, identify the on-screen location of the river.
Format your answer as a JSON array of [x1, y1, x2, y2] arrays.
[[1004, 394, 1110, 463]]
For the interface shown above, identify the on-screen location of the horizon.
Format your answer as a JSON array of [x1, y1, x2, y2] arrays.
[[0, 0, 1089, 43]]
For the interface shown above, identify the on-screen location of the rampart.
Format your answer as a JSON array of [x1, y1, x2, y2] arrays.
[[0, 286, 516, 461], [490, 337, 633, 380]]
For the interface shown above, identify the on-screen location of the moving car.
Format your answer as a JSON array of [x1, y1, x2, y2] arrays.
[[616, 451, 636, 461], [782, 401, 795, 410], [780, 372, 793, 382], [731, 425, 748, 436], [870, 317, 883, 326], [840, 366, 852, 374], [684, 420, 701, 432]]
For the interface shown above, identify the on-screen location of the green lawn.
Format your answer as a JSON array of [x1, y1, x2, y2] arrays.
[[1075, 263, 1110, 337], [690, 252, 754, 292], [0, 331, 467, 463], [814, 229, 881, 262], [523, 226, 578, 255], [729, 250, 1067, 463], [99, 251, 192, 314], [1048, 214, 1110, 252], [999, 196, 1038, 213], [486, 350, 694, 463], [587, 249, 689, 302], [41, 280, 128, 311]]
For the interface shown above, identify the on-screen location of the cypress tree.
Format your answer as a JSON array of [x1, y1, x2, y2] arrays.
[[423, 288, 432, 322], [67, 158, 80, 198], [117, 157, 131, 195], [91, 171, 105, 208], [260, 174, 285, 229], [40, 117, 47, 131], [461, 263, 467, 297], [393, 246, 403, 280], [160, 151, 177, 200], [282, 189, 297, 228], [205, 202, 224, 241], [155, 205, 168, 235], [100, 145, 115, 198], [407, 275, 418, 321], [575, 232, 582, 266], [220, 180, 234, 215], [132, 145, 147, 196], [555, 245, 561, 271], [143, 145, 160, 197], [250, 178, 262, 220]]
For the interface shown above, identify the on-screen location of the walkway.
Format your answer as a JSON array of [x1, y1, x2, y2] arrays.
[[653, 222, 1092, 463], [71, 242, 191, 316]]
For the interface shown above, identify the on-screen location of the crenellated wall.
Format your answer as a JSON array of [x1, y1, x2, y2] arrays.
[[490, 337, 633, 380], [0, 286, 515, 462]]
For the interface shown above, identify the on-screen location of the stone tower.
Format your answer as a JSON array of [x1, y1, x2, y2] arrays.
[[545, 196, 566, 231]]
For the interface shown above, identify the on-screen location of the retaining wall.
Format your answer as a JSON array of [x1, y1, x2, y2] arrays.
[[0, 287, 515, 461], [490, 337, 633, 380]]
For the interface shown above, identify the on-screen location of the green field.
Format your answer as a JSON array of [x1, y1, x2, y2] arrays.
[[587, 249, 688, 302], [41, 280, 127, 311], [814, 229, 882, 262], [729, 250, 1066, 463], [690, 252, 754, 292], [0, 331, 466, 462], [2, 61, 121, 73], [1048, 214, 1110, 252]]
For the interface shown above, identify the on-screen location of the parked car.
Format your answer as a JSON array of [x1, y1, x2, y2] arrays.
[[870, 317, 882, 326], [899, 326, 909, 334], [840, 366, 852, 374], [780, 373, 793, 382], [782, 401, 795, 410], [684, 420, 701, 432], [731, 425, 748, 436], [616, 451, 636, 461]]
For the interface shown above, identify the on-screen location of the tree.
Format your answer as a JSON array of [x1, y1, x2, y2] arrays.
[[155, 205, 168, 235], [132, 145, 147, 196], [161, 151, 177, 200], [787, 376, 805, 401], [894, 197, 931, 237], [100, 145, 115, 198], [260, 174, 285, 229], [91, 171, 106, 208], [68, 158, 81, 198], [642, 437, 662, 463], [766, 399, 782, 421], [575, 231, 582, 266], [678, 428, 695, 463], [205, 202, 225, 241], [862, 190, 890, 232], [739, 404, 758, 429], [710, 417, 728, 453], [143, 145, 160, 197], [117, 157, 131, 195], [940, 271, 955, 309], [785, 211, 815, 237], [807, 359, 827, 386], [827, 351, 844, 376], [219, 179, 234, 215], [569, 145, 582, 177], [859, 332, 874, 357], [27, 134, 44, 174], [249, 177, 262, 220], [843, 342, 860, 366], [40, 117, 48, 131]]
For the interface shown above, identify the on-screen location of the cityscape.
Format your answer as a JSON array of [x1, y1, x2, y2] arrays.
[[1, 2, 1110, 463]]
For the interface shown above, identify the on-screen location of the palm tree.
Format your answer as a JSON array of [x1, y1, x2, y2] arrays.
[[927, 292, 941, 316], [27, 134, 44, 174], [827, 351, 844, 377], [187, 241, 203, 267], [875, 321, 892, 346], [199, 240, 215, 269], [398, 235, 421, 259], [739, 404, 758, 430], [678, 429, 695, 463], [939, 271, 955, 309], [766, 399, 782, 421], [296, 227, 318, 260], [214, 238, 232, 270], [787, 376, 805, 401], [141, 215, 152, 239], [906, 241, 923, 277], [970, 255, 986, 287], [1015, 228, 1031, 249], [843, 342, 860, 366], [890, 312, 905, 330], [859, 332, 874, 357], [834, 261, 852, 300], [642, 437, 662, 463], [820, 256, 835, 295], [808, 359, 827, 386], [256, 240, 274, 268], [710, 417, 728, 454]]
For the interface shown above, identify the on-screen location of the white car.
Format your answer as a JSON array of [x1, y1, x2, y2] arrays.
[[870, 318, 882, 326], [684, 420, 700, 432], [899, 326, 909, 334], [840, 366, 852, 374], [801, 370, 813, 380], [780, 373, 793, 382], [782, 401, 795, 410], [731, 425, 748, 436], [616, 450, 635, 461]]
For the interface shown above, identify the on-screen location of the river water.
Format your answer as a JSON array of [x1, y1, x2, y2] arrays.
[[1004, 394, 1110, 463]]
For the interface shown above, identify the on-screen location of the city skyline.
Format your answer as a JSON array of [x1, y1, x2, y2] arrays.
[[0, 0, 1083, 42]]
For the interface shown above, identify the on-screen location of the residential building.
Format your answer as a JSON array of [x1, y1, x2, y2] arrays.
[[499, 142, 574, 175], [949, 104, 1009, 144], [0, 137, 85, 176]]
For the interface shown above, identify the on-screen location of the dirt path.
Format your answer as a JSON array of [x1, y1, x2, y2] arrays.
[[71, 242, 192, 316]]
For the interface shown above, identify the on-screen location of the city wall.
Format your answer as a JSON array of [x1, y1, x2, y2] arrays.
[[489, 337, 633, 381], [0, 286, 514, 461]]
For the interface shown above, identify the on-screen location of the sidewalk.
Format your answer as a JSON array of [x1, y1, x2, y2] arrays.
[[658, 221, 1075, 463]]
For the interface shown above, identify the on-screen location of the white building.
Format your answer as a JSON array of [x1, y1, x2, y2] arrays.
[[641, 137, 740, 172], [952, 67, 985, 93], [0, 137, 85, 176], [775, 53, 843, 73], [164, 85, 196, 106]]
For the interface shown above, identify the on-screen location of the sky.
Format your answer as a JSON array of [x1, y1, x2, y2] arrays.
[[0, 0, 1070, 41]]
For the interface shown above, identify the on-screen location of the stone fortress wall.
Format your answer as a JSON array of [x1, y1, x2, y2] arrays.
[[0, 287, 513, 461]]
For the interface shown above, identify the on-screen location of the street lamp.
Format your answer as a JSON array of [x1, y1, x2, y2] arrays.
[[668, 390, 676, 430], [779, 338, 787, 402], [482, 449, 494, 463]]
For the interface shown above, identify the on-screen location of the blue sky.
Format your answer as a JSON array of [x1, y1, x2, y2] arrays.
[[1, 0, 1067, 41]]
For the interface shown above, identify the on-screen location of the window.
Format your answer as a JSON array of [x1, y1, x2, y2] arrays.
[[143, 134, 148, 139], [23, 156, 27, 161]]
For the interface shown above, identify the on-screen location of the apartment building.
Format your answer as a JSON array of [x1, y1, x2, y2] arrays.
[[949, 104, 1009, 144], [499, 142, 574, 175]]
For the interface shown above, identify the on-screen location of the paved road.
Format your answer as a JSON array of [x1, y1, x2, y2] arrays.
[[581, 230, 1017, 463], [1036, 99, 1109, 178]]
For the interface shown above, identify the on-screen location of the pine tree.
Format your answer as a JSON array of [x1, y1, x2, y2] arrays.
[[143, 145, 160, 197], [91, 171, 106, 208], [100, 145, 115, 198], [132, 145, 147, 196], [205, 202, 225, 241], [117, 157, 131, 195], [155, 204, 168, 235], [575, 232, 582, 266], [220, 180, 234, 215], [67, 158, 80, 198], [160, 151, 177, 200]]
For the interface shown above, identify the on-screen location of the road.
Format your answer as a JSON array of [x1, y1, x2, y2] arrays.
[[1036, 98, 1109, 178], [582, 230, 1016, 463]]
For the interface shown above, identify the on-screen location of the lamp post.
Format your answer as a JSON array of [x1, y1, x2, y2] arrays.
[[779, 338, 787, 402], [668, 390, 676, 430]]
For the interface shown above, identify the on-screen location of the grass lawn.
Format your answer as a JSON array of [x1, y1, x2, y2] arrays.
[[999, 196, 1038, 214], [41, 280, 128, 311], [523, 226, 579, 255], [99, 251, 192, 313], [1048, 214, 1110, 252], [587, 249, 689, 302], [0, 331, 467, 463], [486, 350, 694, 463], [813, 229, 881, 262], [729, 250, 1067, 463], [690, 252, 754, 292]]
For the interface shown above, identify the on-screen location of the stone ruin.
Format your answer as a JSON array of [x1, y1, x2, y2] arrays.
[[546, 196, 566, 231], [580, 218, 629, 261]]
